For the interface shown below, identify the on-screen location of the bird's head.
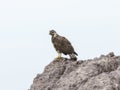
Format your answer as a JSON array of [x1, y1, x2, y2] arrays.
[[49, 30, 57, 37]]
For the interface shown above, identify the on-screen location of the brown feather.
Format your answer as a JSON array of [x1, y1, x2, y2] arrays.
[[52, 34, 77, 55]]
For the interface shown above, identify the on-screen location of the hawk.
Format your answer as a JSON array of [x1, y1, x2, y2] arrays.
[[49, 30, 78, 60]]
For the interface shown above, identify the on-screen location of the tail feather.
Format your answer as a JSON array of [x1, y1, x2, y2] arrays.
[[69, 53, 77, 60], [74, 52, 78, 56]]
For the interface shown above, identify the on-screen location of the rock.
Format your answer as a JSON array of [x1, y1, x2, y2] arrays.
[[29, 52, 120, 90]]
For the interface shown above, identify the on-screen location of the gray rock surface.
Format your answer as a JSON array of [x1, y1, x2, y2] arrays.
[[29, 52, 120, 90]]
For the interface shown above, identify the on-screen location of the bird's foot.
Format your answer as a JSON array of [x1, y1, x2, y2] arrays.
[[55, 53, 62, 61], [55, 56, 62, 61]]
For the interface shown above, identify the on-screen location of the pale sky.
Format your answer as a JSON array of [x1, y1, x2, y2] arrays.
[[0, 0, 120, 90]]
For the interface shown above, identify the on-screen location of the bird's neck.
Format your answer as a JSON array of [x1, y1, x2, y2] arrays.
[[53, 33, 57, 38]]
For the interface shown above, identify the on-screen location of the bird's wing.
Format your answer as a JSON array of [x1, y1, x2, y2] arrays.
[[60, 36, 74, 53], [61, 36, 71, 46]]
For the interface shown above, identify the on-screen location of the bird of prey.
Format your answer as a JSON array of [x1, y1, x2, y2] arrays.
[[49, 30, 78, 60]]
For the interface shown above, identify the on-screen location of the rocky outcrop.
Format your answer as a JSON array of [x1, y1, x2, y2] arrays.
[[29, 52, 120, 90]]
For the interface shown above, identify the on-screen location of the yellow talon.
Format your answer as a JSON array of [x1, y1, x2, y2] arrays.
[[55, 53, 62, 60]]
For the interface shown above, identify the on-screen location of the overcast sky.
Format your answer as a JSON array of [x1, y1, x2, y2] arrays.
[[0, 0, 120, 90]]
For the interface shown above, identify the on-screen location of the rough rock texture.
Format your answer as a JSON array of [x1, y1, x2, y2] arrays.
[[30, 52, 120, 90]]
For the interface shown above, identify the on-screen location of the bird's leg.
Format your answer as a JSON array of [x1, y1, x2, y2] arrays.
[[55, 52, 62, 60], [58, 53, 62, 59]]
